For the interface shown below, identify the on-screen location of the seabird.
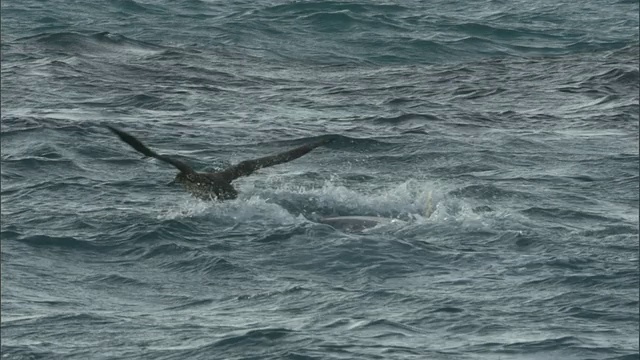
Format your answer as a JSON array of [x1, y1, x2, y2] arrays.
[[107, 126, 332, 200]]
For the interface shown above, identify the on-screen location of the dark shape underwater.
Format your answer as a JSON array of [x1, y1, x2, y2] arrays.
[[107, 126, 333, 200]]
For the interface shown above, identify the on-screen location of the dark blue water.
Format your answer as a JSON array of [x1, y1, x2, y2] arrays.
[[1, 1, 638, 359]]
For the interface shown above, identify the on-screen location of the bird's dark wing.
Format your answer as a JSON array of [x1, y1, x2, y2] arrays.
[[107, 126, 195, 174], [220, 137, 333, 182]]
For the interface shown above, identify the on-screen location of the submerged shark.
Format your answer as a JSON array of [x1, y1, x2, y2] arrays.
[[317, 216, 407, 232]]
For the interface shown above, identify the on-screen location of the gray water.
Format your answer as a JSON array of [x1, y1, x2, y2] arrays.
[[1, 1, 639, 359]]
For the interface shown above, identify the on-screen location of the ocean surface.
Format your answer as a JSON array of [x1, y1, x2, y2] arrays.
[[1, 1, 639, 359]]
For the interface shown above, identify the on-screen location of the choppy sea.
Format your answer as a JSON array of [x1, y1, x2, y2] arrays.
[[1, 1, 639, 359]]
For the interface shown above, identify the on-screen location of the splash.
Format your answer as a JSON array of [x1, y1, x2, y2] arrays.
[[156, 195, 302, 226], [154, 177, 497, 232], [247, 176, 440, 219]]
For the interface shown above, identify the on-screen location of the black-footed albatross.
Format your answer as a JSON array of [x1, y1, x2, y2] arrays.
[[107, 126, 333, 200]]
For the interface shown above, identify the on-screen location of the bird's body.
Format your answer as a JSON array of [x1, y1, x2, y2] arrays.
[[107, 126, 332, 200], [173, 172, 238, 200]]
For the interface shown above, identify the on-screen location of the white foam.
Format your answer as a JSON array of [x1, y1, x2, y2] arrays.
[[156, 194, 302, 225], [248, 176, 442, 219], [153, 177, 501, 232]]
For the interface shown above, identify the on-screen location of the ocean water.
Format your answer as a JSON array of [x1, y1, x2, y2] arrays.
[[1, 0, 638, 359]]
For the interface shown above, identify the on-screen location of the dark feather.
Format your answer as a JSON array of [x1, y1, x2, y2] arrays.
[[220, 137, 333, 181], [107, 126, 194, 174]]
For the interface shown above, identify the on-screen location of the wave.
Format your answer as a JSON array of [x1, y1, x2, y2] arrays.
[[108, 0, 168, 15], [160, 255, 242, 276], [146, 327, 298, 359], [523, 269, 638, 290], [2, 312, 116, 327], [15, 31, 169, 58], [452, 22, 567, 41], [520, 206, 622, 223], [262, 1, 408, 15], [208, 2, 639, 65], [15, 234, 101, 251], [363, 113, 442, 125], [163, 298, 216, 311], [78, 93, 188, 111], [81, 273, 148, 287], [584, 67, 640, 88], [448, 184, 537, 201], [212, 327, 294, 348]]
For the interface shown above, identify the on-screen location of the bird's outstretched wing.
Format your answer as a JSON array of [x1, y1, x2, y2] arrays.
[[107, 126, 195, 174], [220, 137, 333, 182]]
